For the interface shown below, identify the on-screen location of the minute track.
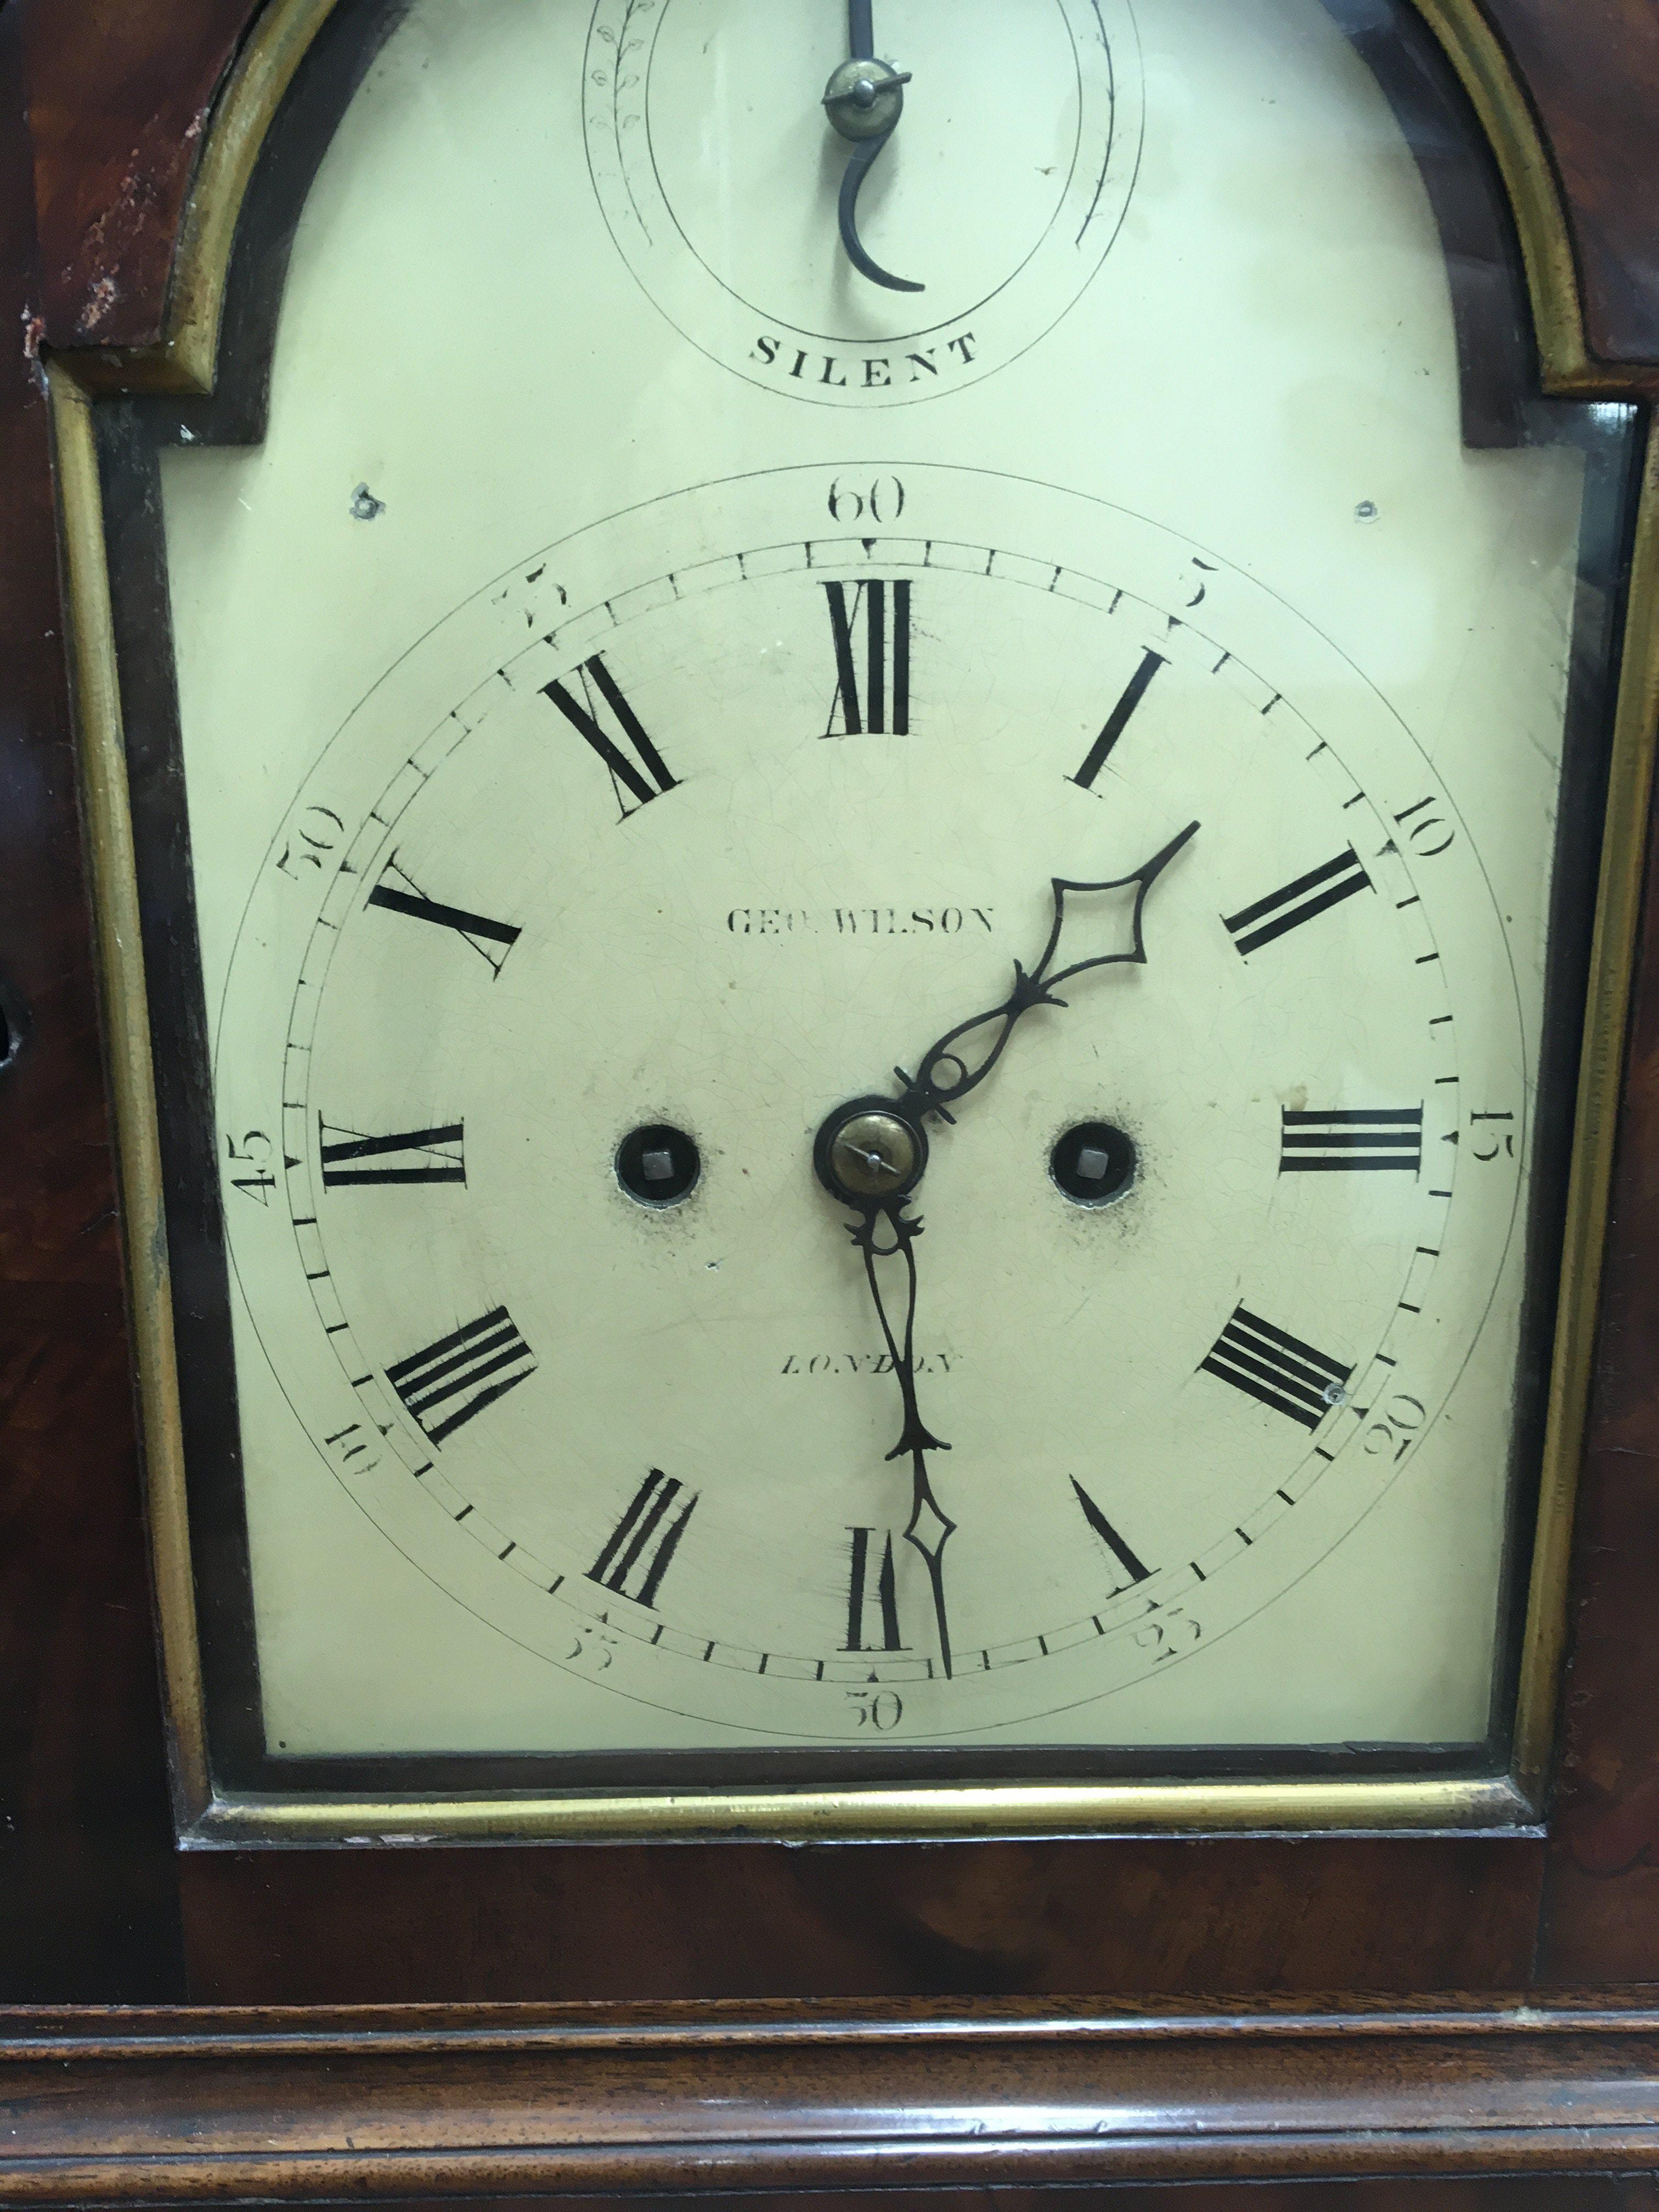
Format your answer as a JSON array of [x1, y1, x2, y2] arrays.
[[219, 462, 1514, 1743]]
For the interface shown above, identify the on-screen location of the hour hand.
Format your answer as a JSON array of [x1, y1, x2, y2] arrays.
[[896, 821, 1201, 1126], [841, 1185, 956, 1678]]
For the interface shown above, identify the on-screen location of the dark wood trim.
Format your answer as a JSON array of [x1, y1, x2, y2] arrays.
[[210, 2190, 1659, 2211], [6, 1995, 1659, 2198], [176, 1837, 1548, 2003], [1475, 1, 1659, 370], [20, 0, 252, 354], [0, 4, 184, 2008], [1538, 622, 1659, 1979]]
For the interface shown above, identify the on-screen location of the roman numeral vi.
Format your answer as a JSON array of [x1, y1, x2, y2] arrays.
[[844, 1527, 905, 1651]]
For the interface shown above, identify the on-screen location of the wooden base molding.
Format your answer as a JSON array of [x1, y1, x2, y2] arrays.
[[6, 1995, 1659, 2200]]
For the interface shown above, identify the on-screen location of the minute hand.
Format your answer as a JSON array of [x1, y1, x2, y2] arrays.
[[893, 821, 1200, 1127], [844, 1194, 956, 1675]]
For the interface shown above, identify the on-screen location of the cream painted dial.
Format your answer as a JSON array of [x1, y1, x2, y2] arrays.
[[147, 0, 1610, 1784], [216, 462, 1523, 1741]]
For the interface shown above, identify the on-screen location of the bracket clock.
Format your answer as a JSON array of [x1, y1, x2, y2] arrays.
[[10, 0, 1659, 2200]]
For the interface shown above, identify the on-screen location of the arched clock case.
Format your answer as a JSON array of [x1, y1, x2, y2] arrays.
[[7, 0, 1659, 2202]]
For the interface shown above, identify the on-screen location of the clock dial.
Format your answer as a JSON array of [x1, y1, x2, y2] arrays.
[[133, 0, 1630, 1801], [215, 464, 1523, 1740], [583, 0, 1142, 404]]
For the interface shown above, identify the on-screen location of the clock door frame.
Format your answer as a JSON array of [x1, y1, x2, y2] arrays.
[[32, 0, 1659, 1848], [7, 0, 1659, 2088]]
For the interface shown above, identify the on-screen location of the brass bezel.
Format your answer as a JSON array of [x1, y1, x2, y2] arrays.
[[48, 0, 1659, 1845]]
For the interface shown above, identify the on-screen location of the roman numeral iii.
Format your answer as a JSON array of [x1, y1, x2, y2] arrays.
[[319, 1117, 465, 1188], [386, 1307, 537, 1444], [1223, 848, 1373, 957], [844, 1527, 905, 1651], [1070, 1479, 1152, 1593], [590, 1470, 698, 1607], [824, 579, 911, 735], [543, 654, 678, 815], [1280, 1107, 1424, 1174], [368, 856, 520, 975], [1200, 1307, 1353, 1429]]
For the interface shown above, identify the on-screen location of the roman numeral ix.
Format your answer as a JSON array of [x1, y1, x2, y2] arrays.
[[1223, 848, 1374, 957], [1070, 1478, 1152, 1593], [824, 579, 911, 735], [844, 1526, 905, 1651], [367, 857, 521, 976], [543, 654, 678, 816], [590, 1470, 698, 1607], [1280, 1107, 1424, 1175], [1070, 648, 1168, 791], [1201, 1307, 1353, 1430], [386, 1306, 537, 1444], [319, 1116, 465, 1188]]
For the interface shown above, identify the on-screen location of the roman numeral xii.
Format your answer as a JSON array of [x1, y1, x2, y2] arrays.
[[824, 579, 912, 735]]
